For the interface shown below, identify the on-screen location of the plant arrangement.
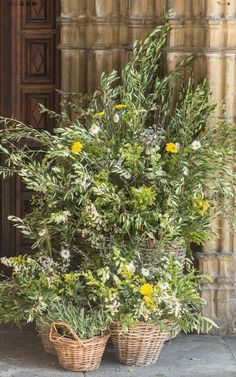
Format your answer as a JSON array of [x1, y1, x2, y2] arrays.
[[43, 300, 110, 371], [0, 13, 234, 368], [46, 301, 110, 339], [1, 18, 236, 257]]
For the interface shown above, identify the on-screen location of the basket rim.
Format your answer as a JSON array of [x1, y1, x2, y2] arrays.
[[110, 320, 176, 329], [50, 324, 110, 346], [51, 331, 110, 343], [110, 321, 169, 338]]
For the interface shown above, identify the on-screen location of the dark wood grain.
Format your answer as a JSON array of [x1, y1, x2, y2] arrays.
[[0, 0, 60, 259]]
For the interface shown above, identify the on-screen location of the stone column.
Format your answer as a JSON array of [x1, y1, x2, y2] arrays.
[[58, 0, 236, 332], [166, 0, 236, 333]]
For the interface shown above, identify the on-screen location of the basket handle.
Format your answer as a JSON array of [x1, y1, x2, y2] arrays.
[[49, 321, 85, 347]]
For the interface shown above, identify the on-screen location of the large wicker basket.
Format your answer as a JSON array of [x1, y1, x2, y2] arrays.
[[49, 321, 110, 372], [110, 322, 167, 366], [36, 318, 56, 355]]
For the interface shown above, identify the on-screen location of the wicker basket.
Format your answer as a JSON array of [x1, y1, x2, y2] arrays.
[[49, 321, 110, 372], [139, 241, 187, 272], [110, 322, 167, 366], [36, 318, 56, 355]]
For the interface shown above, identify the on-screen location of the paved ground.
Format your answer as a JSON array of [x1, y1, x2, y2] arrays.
[[0, 326, 236, 377]]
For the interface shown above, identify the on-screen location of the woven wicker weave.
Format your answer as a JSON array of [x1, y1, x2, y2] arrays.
[[49, 321, 110, 372], [36, 318, 56, 355], [110, 322, 167, 366], [143, 242, 187, 272]]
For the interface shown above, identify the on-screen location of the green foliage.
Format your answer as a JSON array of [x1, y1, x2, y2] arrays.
[[72, 251, 217, 334], [44, 301, 111, 339], [0, 19, 235, 254], [130, 186, 156, 211], [0, 15, 230, 334], [0, 254, 78, 324], [0, 280, 32, 327]]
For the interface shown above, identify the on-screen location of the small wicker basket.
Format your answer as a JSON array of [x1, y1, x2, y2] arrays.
[[110, 322, 167, 366], [49, 321, 110, 372], [36, 318, 56, 355]]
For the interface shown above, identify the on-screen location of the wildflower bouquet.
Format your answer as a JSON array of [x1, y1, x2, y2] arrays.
[[79, 248, 215, 334], [0, 16, 236, 261], [0, 15, 234, 358]]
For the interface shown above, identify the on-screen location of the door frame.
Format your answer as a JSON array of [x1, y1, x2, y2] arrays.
[[0, 0, 14, 259]]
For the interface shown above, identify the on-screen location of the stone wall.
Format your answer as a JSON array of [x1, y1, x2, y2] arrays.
[[58, 0, 236, 332]]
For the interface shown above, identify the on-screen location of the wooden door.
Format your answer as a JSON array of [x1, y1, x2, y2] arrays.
[[0, 0, 60, 258]]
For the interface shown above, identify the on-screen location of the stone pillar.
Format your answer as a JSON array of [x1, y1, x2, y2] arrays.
[[58, 0, 236, 332], [166, 0, 236, 333]]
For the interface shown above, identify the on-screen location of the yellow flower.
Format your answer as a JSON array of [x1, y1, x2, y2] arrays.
[[140, 283, 154, 296], [198, 200, 210, 215], [193, 195, 210, 216], [71, 141, 83, 154], [165, 142, 178, 154], [114, 104, 127, 109], [143, 295, 156, 309], [92, 111, 105, 118]]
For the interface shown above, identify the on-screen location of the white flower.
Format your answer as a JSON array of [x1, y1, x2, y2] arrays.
[[38, 229, 46, 237], [54, 211, 71, 224], [60, 249, 70, 260], [52, 166, 61, 174], [175, 142, 180, 150], [89, 124, 100, 135], [113, 114, 120, 123], [141, 267, 150, 277], [183, 167, 189, 176], [127, 261, 135, 273], [191, 140, 201, 150], [38, 256, 56, 270], [122, 172, 131, 180]]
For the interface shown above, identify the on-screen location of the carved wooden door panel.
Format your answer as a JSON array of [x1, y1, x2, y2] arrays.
[[0, 0, 60, 258]]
